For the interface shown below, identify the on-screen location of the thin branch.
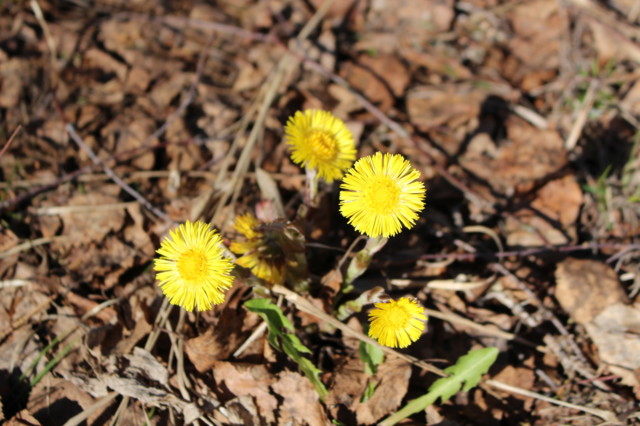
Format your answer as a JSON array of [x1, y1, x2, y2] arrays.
[[0, 124, 22, 159], [65, 123, 175, 225]]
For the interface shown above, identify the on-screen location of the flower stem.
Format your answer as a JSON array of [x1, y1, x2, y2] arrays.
[[305, 166, 320, 207], [342, 236, 388, 293]]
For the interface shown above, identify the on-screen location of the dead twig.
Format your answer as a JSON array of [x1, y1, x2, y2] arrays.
[[0, 124, 22, 159], [65, 123, 174, 225], [565, 79, 598, 151]]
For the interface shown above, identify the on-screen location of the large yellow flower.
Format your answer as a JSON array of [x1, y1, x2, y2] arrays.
[[368, 297, 427, 348], [154, 221, 234, 312], [340, 152, 426, 238], [284, 109, 356, 182]]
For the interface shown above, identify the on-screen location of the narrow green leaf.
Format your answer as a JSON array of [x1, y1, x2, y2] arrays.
[[359, 341, 384, 376], [380, 347, 499, 426], [244, 298, 328, 399], [429, 347, 499, 402]]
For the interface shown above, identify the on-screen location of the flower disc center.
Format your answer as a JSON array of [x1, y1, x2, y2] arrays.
[[178, 249, 208, 282], [382, 304, 411, 327], [364, 176, 401, 214], [308, 130, 338, 161]]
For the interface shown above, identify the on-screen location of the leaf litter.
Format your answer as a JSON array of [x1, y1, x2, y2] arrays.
[[0, 0, 639, 424]]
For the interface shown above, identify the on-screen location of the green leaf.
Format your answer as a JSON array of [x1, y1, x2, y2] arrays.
[[429, 347, 499, 402], [380, 347, 499, 426], [244, 298, 293, 350], [359, 341, 384, 376], [244, 298, 328, 399], [361, 380, 377, 403]]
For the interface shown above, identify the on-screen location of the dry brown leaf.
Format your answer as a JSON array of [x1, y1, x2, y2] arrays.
[[123, 347, 169, 387], [589, 20, 640, 65], [325, 355, 369, 419], [555, 258, 629, 325], [462, 116, 567, 193], [491, 359, 535, 407], [102, 375, 201, 423], [27, 377, 96, 425], [84, 48, 128, 81], [340, 59, 394, 111], [585, 302, 640, 387], [5, 409, 41, 426], [366, 0, 454, 42], [212, 361, 277, 424], [621, 80, 640, 116], [271, 370, 328, 426], [114, 316, 152, 355], [219, 395, 266, 425], [56, 188, 125, 246], [0, 59, 27, 108], [505, 175, 583, 246], [360, 54, 409, 98], [355, 356, 411, 425], [100, 113, 157, 170], [0, 230, 17, 252], [185, 302, 249, 371], [407, 85, 485, 132], [505, 0, 567, 88], [65, 291, 116, 324], [149, 73, 191, 109]]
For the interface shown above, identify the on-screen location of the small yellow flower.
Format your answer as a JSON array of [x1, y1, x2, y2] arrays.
[[154, 221, 234, 312], [230, 213, 309, 291], [340, 152, 426, 238], [284, 109, 356, 182], [368, 297, 427, 348], [230, 213, 286, 285]]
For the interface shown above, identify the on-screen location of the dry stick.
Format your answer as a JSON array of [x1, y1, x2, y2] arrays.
[[111, 299, 173, 426], [140, 31, 214, 151], [63, 392, 119, 426], [232, 321, 268, 358], [174, 309, 192, 401], [489, 262, 592, 370], [484, 380, 616, 422], [273, 285, 618, 422], [208, 0, 337, 226], [32, 202, 136, 216], [0, 138, 219, 210], [422, 307, 547, 353], [30, 0, 57, 65], [0, 124, 22, 159], [0, 235, 69, 260], [270, 284, 446, 377], [414, 242, 640, 262], [66, 123, 175, 225], [3, 31, 212, 213], [565, 79, 598, 151]]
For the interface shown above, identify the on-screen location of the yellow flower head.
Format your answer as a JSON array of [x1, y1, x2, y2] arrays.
[[230, 213, 308, 287], [284, 109, 356, 182], [154, 221, 234, 312], [340, 152, 426, 238], [368, 297, 427, 348]]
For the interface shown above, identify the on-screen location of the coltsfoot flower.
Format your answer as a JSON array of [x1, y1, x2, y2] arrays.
[[340, 152, 426, 238], [368, 297, 427, 348], [154, 220, 234, 312], [230, 213, 308, 290], [284, 109, 356, 182]]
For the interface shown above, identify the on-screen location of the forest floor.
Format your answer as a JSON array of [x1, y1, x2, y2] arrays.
[[1, 0, 640, 424]]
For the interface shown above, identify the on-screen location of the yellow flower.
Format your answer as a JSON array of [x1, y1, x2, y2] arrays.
[[154, 221, 234, 312], [340, 152, 426, 238], [368, 297, 427, 348], [284, 109, 356, 182], [230, 213, 309, 290]]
